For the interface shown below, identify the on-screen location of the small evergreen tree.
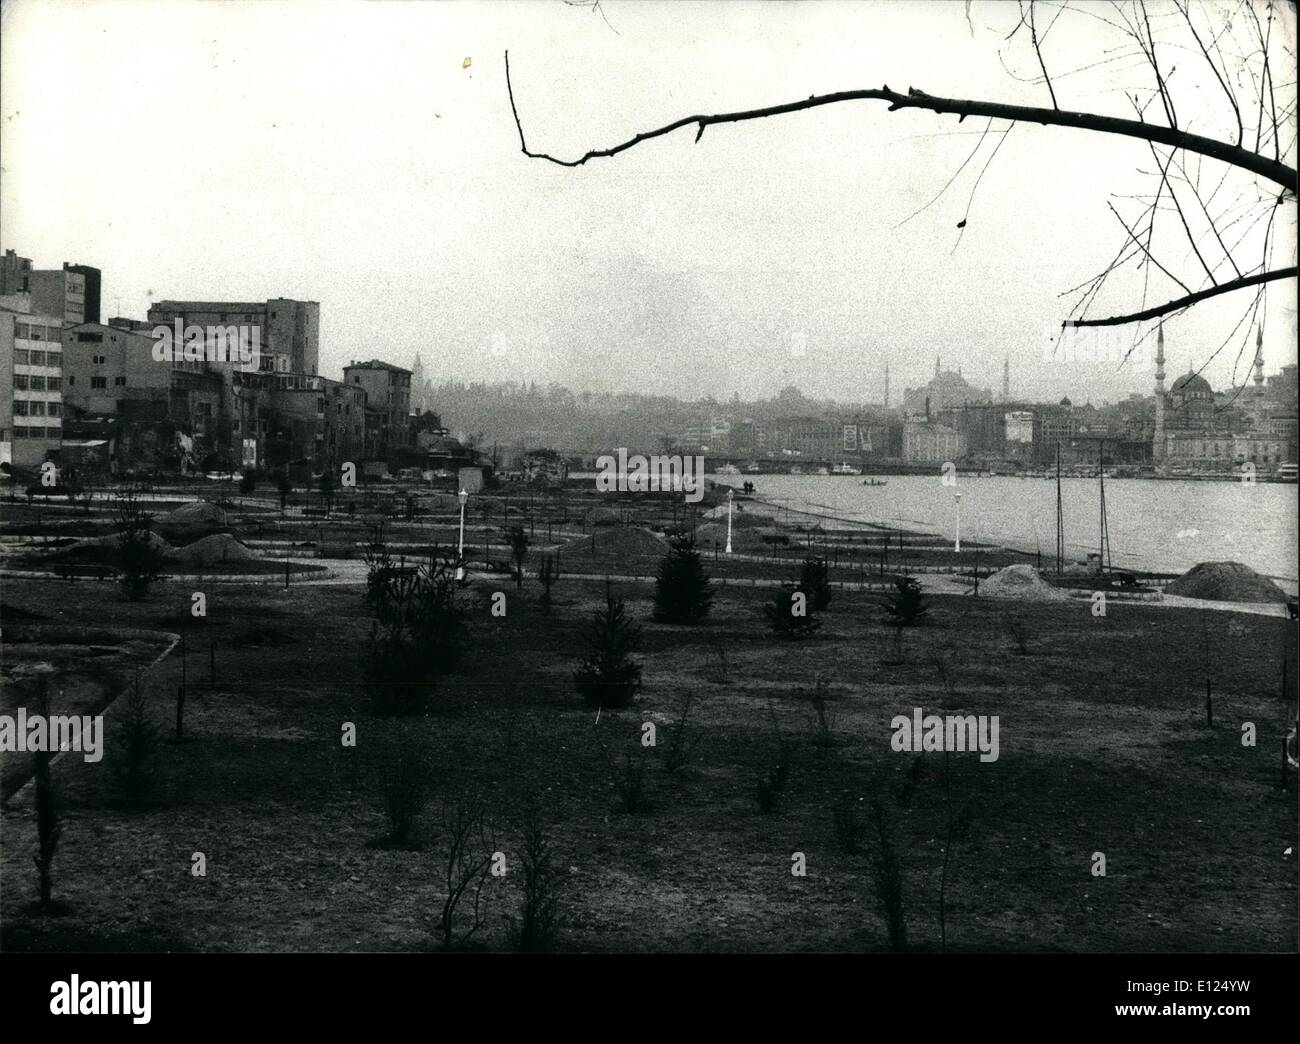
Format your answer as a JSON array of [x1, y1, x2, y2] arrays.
[[882, 576, 930, 627], [363, 552, 467, 715], [574, 581, 643, 709], [113, 676, 160, 807], [116, 485, 162, 601], [799, 556, 832, 611], [763, 587, 822, 640], [652, 536, 713, 624]]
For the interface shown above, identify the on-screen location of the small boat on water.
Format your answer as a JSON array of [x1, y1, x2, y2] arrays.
[[831, 462, 862, 475], [714, 464, 741, 475], [863, 478, 888, 487], [815, 466, 830, 475], [789, 465, 804, 475], [743, 462, 762, 474]]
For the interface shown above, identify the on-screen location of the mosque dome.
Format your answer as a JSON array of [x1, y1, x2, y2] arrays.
[[1171, 372, 1212, 397]]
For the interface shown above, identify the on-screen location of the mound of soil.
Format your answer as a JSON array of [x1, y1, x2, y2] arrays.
[[68, 531, 171, 555], [167, 533, 258, 564], [695, 522, 767, 551], [166, 500, 230, 527], [1166, 561, 1287, 603], [566, 526, 668, 560], [979, 564, 1070, 602]]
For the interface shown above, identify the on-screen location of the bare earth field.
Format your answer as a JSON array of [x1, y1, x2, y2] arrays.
[[1, 556, 1295, 952]]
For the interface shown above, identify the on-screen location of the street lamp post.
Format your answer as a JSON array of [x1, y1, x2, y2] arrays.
[[725, 488, 733, 554], [954, 491, 962, 554], [457, 488, 468, 581]]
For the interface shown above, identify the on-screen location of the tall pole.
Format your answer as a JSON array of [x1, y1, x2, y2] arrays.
[[725, 488, 733, 554], [1098, 440, 1105, 575], [1055, 442, 1063, 576], [954, 491, 962, 554], [456, 488, 467, 581]]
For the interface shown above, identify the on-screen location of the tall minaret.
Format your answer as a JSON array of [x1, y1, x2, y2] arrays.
[[1252, 324, 1265, 393], [935, 357, 941, 378], [883, 361, 890, 409], [1153, 322, 1167, 465], [1249, 324, 1267, 428], [1002, 358, 1010, 402]]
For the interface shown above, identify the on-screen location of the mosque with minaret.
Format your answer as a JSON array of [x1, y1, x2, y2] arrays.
[[1151, 322, 1296, 474]]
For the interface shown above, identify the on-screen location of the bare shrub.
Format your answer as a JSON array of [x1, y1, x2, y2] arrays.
[[868, 801, 907, 952], [808, 677, 838, 748], [664, 690, 700, 773], [435, 797, 495, 950], [606, 745, 652, 814], [377, 744, 429, 849], [509, 804, 564, 953]]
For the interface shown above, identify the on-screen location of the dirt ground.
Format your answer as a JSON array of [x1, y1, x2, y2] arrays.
[[1, 559, 1295, 952]]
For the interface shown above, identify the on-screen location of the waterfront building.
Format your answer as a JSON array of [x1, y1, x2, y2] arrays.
[[902, 417, 964, 464]]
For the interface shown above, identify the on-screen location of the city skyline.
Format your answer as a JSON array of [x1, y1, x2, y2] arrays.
[[3, 0, 1294, 404]]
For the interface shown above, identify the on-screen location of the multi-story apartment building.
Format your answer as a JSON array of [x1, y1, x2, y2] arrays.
[[267, 374, 366, 472], [1, 253, 100, 325], [0, 250, 33, 296], [344, 359, 411, 460], [28, 267, 86, 326], [147, 298, 319, 375], [64, 264, 102, 324], [61, 322, 170, 414], [1, 302, 64, 467]]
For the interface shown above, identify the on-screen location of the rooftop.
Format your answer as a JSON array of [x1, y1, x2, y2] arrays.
[[345, 359, 412, 374]]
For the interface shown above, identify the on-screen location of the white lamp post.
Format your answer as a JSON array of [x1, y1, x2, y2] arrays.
[[457, 487, 468, 581], [725, 488, 734, 554], [954, 491, 962, 554]]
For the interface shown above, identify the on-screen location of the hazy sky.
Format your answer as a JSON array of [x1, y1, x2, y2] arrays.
[[2, 0, 1295, 405]]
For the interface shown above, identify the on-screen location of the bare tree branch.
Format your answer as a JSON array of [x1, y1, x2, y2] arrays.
[[1026, 1, 1060, 108], [1063, 265, 1296, 326], [503, 51, 1298, 190], [1107, 200, 1191, 295], [1176, 0, 1242, 146]]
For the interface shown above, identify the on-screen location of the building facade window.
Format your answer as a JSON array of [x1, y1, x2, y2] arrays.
[[91, 376, 107, 390]]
